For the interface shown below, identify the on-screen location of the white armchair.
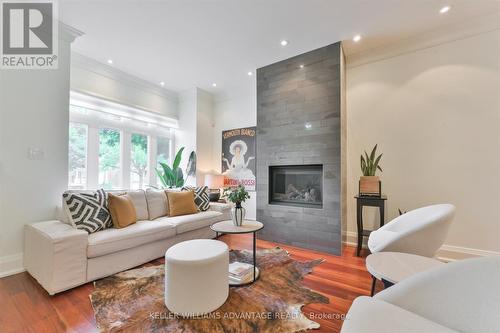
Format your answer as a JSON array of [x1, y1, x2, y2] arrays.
[[341, 256, 500, 333], [368, 204, 455, 257]]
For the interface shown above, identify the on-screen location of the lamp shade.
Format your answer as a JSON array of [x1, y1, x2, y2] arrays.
[[204, 174, 224, 189]]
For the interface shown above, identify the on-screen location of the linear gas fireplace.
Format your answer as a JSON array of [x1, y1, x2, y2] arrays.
[[269, 165, 323, 208]]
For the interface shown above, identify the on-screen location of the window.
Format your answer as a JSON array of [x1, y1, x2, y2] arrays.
[[157, 136, 171, 167], [68, 123, 88, 189], [130, 133, 148, 189], [99, 128, 121, 189], [68, 93, 175, 190]]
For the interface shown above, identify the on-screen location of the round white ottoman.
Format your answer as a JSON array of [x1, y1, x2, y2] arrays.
[[165, 239, 229, 317]]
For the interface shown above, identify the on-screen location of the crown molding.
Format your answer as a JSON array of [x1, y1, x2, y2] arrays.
[[347, 11, 500, 69], [59, 21, 84, 43], [196, 87, 215, 103], [177, 87, 215, 107], [71, 52, 179, 103]]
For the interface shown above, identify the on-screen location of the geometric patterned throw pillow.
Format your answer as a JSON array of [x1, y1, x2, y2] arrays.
[[62, 189, 112, 233], [181, 186, 210, 211]]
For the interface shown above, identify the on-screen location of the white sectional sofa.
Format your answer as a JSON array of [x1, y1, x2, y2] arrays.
[[24, 190, 231, 295]]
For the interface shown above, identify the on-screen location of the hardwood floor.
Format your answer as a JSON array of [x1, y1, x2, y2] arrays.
[[0, 235, 379, 333]]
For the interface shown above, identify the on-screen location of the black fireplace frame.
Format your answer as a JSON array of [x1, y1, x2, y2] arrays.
[[268, 164, 323, 209]]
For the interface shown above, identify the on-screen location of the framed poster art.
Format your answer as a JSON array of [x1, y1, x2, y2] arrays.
[[221, 127, 256, 191]]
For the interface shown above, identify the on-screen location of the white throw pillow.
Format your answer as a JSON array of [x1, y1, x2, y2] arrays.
[[145, 188, 169, 220], [126, 189, 149, 220]]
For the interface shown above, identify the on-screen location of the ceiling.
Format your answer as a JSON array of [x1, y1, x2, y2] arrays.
[[60, 0, 500, 101]]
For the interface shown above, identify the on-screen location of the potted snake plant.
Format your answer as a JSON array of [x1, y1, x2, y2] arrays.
[[222, 185, 250, 226], [359, 144, 383, 196]]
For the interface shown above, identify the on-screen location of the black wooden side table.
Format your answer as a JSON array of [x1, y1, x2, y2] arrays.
[[354, 195, 387, 257]]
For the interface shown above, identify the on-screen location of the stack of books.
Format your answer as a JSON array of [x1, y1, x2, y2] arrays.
[[229, 262, 254, 284]]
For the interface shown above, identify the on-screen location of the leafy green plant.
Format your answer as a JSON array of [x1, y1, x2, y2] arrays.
[[156, 147, 186, 188], [185, 151, 197, 179], [360, 144, 383, 176], [222, 185, 250, 207]]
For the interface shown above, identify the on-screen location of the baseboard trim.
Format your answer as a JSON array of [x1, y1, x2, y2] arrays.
[[0, 253, 25, 278], [342, 231, 500, 262], [437, 244, 500, 262], [343, 231, 368, 249]]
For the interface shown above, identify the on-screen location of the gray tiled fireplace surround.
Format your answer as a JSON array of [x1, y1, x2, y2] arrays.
[[256, 42, 343, 255]]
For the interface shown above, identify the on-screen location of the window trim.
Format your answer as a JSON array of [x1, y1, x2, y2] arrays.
[[98, 127, 123, 190], [129, 132, 150, 190], [68, 122, 89, 189]]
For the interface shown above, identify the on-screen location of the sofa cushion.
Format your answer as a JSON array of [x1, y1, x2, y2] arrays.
[[87, 220, 176, 258], [155, 210, 223, 234], [126, 190, 149, 220], [208, 202, 232, 213], [145, 188, 169, 219]]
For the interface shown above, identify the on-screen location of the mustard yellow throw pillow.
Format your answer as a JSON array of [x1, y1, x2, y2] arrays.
[[108, 193, 137, 228], [166, 190, 198, 217]]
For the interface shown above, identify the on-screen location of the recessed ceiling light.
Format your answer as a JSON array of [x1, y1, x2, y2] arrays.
[[247, 71, 253, 76], [280, 40, 288, 46], [353, 35, 362, 42], [299, 64, 304, 69], [212, 83, 217, 87], [439, 6, 450, 14], [107, 59, 113, 64], [160, 81, 165, 86]]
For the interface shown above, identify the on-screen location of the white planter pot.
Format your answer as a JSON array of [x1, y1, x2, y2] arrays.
[[230, 205, 246, 226]]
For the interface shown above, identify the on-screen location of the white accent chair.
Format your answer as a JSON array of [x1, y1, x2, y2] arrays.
[[368, 204, 456, 257], [341, 256, 500, 333]]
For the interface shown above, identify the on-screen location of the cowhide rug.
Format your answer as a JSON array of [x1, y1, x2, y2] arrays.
[[90, 247, 329, 333]]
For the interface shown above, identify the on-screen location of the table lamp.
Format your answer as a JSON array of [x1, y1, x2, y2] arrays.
[[204, 174, 225, 202]]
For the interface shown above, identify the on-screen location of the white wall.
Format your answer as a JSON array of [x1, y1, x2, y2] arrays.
[[71, 53, 178, 119], [212, 88, 257, 219], [175, 89, 198, 187], [196, 89, 215, 186], [347, 29, 500, 256], [175, 88, 216, 187], [0, 28, 79, 276]]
